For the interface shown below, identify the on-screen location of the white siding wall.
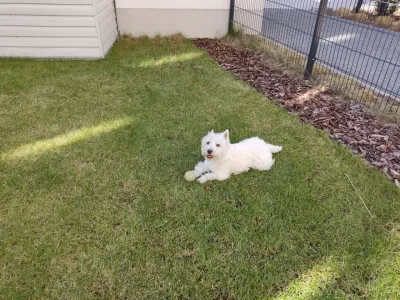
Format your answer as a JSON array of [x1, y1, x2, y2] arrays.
[[94, 0, 118, 56], [115, 0, 230, 38], [0, 0, 118, 59]]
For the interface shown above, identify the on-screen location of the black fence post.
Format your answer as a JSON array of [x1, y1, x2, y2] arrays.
[[228, 0, 236, 34], [377, 1, 389, 16], [304, 0, 329, 80], [354, 0, 364, 13]]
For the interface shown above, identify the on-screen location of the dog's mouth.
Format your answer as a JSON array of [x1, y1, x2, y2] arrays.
[[206, 154, 213, 159]]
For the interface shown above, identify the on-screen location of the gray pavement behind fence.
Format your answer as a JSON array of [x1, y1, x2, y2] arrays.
[[260, 6, 400, 99]]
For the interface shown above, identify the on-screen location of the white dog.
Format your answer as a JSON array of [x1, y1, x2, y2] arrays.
[[186, 130, 282, 183]]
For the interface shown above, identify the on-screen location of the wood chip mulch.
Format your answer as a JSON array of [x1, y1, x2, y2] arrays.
[[193, 38, 400, 185]]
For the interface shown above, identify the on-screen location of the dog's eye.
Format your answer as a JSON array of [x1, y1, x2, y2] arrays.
[[207, 142, 210, 145], [216, 144, 220, 147]]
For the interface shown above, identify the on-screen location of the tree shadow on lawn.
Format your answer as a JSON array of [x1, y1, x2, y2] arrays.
[[1, 37, 399, 299]]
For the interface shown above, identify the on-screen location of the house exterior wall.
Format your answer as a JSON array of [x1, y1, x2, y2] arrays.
[[115, 0, 230, 38], [0, 0, 118, 59], [94, 0, 118, 56]]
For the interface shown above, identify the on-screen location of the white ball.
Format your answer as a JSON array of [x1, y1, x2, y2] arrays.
[[184, 171, 196, 182]]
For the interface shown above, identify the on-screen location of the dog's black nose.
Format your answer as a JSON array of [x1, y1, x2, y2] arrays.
[[207, 149, 212, 154]]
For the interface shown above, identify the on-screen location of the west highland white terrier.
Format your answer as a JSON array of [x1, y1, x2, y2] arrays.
[[184, 130, 282, 183]]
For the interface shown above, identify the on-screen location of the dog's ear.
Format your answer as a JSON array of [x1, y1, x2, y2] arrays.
[[223, 130, 229, 140], [211, 129, 214, 134]]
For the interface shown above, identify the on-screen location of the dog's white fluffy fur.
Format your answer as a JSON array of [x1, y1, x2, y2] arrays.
[[189, 130, 282, 183]]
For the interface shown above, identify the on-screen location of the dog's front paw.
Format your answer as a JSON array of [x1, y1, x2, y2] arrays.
[[197, 176, 208, 184]]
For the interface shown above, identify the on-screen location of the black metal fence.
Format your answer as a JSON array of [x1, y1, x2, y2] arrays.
[[230, 0, 400, 117]]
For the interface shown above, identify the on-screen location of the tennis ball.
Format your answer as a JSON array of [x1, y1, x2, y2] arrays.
[[184, 171, 196, 182]]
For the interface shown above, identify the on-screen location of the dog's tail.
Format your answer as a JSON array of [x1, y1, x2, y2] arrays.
[[268, 144, 283, 153]]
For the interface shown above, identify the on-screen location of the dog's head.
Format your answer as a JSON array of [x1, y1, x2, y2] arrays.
[[201, 129, 230, 160]]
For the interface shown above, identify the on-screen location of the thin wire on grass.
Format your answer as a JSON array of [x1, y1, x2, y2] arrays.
[[345, 174, 373, 218]]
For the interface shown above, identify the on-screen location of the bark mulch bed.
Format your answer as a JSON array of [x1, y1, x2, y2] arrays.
[[193, 38, 400, 186]]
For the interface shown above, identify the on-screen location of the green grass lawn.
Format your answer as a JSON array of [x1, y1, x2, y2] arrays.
[[1, 36, 399, 299]]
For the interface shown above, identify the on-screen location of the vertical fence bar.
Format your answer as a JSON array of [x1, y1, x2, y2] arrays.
[[303, 0, 329, 80], [354, 0, 364, 13], [377, 1, 389, 16], [228, 0, 236, 33]]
